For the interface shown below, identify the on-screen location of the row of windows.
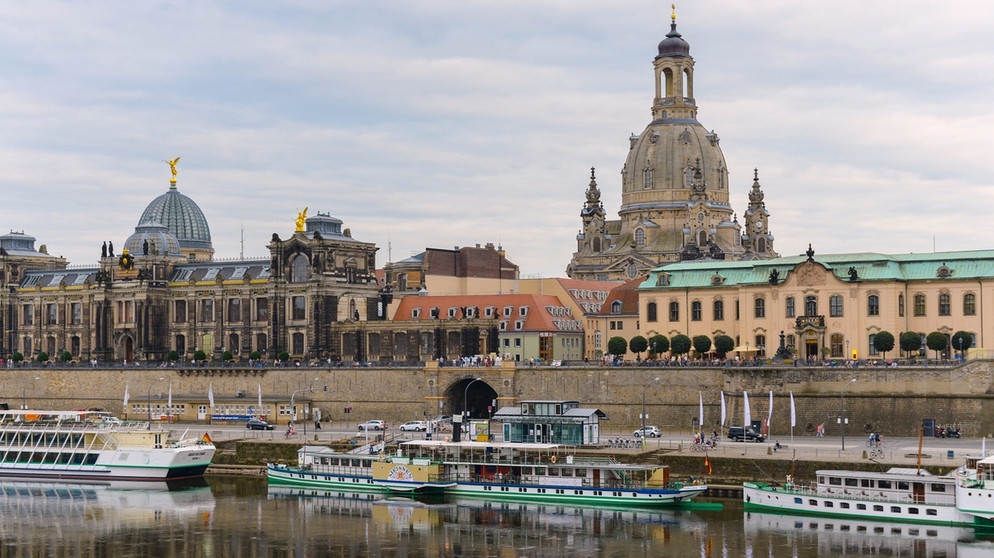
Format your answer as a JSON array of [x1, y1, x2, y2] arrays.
[[646, 292, 980, 322], [411, 306, 530, 320]]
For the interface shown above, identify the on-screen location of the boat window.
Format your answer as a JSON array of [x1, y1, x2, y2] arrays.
[[927, 529, 938, 536], [874, 527, 885, 534], [856, 504, 866, 510], [561, 468, 574, 476], [824, 501, 834, 508], [878, 480, 892, 489], [828, 477, 842, 486], [909, 508, 919, 515], [844, 478, 858, 486], [873, 505, 884, 512], [575, 468, 586, 477], [840, 503, 850, 509], [927, 510, 938, 516], [808, 499, 817, 506], [890, 506, 901, 513], [931, 484, 946, 492], [794, 497, 802, 504], [908, 529, 919, 536], [897, 481, 909, 490], [861, 479, 872, 487], [817, 476, 824, 484]]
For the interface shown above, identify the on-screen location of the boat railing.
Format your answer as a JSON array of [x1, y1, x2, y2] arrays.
[[755, 481, 958, 506]]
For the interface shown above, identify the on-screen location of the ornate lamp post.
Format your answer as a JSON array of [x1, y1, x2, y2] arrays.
[[640, 377, 660, 446], [840, 378, 857, 450], [464, 377, 483, 421]]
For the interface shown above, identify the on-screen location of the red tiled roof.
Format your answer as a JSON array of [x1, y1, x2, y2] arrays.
[[393, 293, 581, 333]]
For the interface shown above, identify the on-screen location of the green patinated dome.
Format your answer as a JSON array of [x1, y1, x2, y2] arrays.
[[137, 183, 213, 255]]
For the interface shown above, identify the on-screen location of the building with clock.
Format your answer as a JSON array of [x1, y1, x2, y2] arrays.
[[568, 14, 778, 282]]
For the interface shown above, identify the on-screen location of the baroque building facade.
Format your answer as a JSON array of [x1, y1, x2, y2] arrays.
[[568, 14, 778, 282], [0, 168, 382, 364]]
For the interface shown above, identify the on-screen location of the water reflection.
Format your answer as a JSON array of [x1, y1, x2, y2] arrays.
[[3, 478, 994, 556]]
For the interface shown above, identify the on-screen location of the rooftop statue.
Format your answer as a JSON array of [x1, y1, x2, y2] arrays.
[[165, 157, 180, 183], [295, 207, 308, 232]]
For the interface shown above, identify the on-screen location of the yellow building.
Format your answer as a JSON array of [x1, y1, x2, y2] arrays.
[[638, 246, 987, 361]]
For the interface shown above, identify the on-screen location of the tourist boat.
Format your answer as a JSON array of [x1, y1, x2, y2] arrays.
[[395, 440, 705, 507], [742, 467, 985, 527], [267, 444, 456, 494], [268, 440, 705, 508], [955, 454, 994, 523], [0, 409, 215, 481]]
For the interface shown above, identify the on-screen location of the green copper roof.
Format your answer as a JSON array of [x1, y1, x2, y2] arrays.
[[640, 250, 994, 290]]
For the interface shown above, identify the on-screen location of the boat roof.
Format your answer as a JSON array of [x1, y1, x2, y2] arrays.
[[401, 440, 561, 451], [816, 468, 939, 479]]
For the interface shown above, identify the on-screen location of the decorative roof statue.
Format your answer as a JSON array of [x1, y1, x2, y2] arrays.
[[295, 207, 308, 233], [165, 157, 180, 184]]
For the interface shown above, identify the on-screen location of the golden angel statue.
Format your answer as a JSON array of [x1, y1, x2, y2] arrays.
[[295, 207, 308, 232], [165, 157, 180, 183]]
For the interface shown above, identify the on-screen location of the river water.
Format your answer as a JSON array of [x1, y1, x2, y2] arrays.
[[2, 476, 993, 557]]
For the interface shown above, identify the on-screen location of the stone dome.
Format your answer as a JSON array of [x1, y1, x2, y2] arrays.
[[124, 220, 182, 258], [137, 183, 214, 259], [656, 22, 690, 58]]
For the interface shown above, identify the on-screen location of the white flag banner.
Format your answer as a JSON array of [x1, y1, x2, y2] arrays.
[[720, 391, 726, 426], [208, 383, 215, 408], [123, 383, 130, 408], [743, 391, 752, 427], [167, 381, 172, 407], [984, 436, 987, 458], [699, 392, 704, 431], [768, 390, 774, 422], [258, 383, 263, 411], [790, 392, 796, 428]]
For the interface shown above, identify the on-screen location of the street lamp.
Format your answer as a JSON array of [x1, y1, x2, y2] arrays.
[[147, 377, 165, 429], [289, 378, 319, 435], [641, 377, 660, 446], [840, 377, 857, 450], [464, 377, 483, 421], [21, 376, 40, 409]]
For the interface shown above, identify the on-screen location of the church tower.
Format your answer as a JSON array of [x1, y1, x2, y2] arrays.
[[567, 10, 777, 281], [742, 169, 776, 257]]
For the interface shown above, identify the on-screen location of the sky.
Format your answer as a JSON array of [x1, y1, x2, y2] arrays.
[[3, 1, 994, 278]]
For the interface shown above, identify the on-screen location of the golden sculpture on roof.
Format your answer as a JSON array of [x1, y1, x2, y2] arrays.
[[295, 207, 308, 232], [165, 157, 180, 184]]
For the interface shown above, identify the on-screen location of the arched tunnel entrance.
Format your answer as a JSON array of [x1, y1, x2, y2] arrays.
[[445, 377, 499, 420]]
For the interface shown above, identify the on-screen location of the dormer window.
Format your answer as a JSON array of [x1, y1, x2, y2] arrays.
[[498, 321, 508, 331], [447, 307, 458, 318], [519, 306, 528, 317], [411, 308, 421, 319], [514, 320, 524, 330], [485, 306, 496, 318], [611, 301, 622, 314], [503, 306, 513, 318]]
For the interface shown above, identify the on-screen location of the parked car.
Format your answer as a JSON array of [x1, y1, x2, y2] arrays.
[[399, 420, 428, 432], [247, 419, 275, 430], [632, 425, 661, 438], [727, 426, 766, 442], [358, 420, 386, 431]]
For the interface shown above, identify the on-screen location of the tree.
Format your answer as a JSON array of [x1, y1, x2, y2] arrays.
[[167, 350, 180, 362], [11, 352, 23, 363], [670, 334, 692, 356], [37, 351, 49, 363], [648, 334, 669, 356], [951, 331, 973, 358], [872, 331, 895, 359], [250, 350, 262, 361], [607, 336, 628, 357], [714, 334, 734, 356], [629, 335, 648, 358], [193, 350, 207, 362], [692, 335, 712, 356], [926, 331, 948, 359], [899, 331, 922, 358], [222, 350, 234, 362], [60, 351, 72, 363], [278, 350, 291, 363]]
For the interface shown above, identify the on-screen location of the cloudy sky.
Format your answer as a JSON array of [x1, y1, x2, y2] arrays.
[[3, 1, 993, 277]]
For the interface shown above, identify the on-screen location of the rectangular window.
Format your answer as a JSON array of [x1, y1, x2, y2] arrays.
[[899, 294, 905, 317], [22, 304, 34, 326], [691, 301, 702, 321], [669, 302, 679, 322], [869, 334, 880, 356], [830, 295, 843, 317], [70, 303, 82, 325], [175, 300, 187, 323], [938, 293, 951, 316], [202, 299, 214, 322], [965, 294, 977, 316], [913, 294, 925, 316], [46, 303, 58, 325], [228, 298, 241, 322], [255, 298, 269, 321], [292, 296, 306, 320], [754, 298, 765, 318], [647, 302, 657, 322], [785, 296, 795, 318], [867, 295, 879, 316], [713, 300, 724, 321]]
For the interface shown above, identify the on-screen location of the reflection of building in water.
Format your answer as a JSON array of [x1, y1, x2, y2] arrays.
[[0, 480, 214, 534], [744, 511, 970, 557]]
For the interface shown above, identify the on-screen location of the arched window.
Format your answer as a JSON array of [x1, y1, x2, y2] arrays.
[[669, 301, 679, 322], [755, 335, 767, 357], [698, 230, 708, 246], [914, 294, 926, 316], [255, 333, 267, 352], [290, 255, 310, 284], [713, 300, 724, 321], [785, 296, 795, 318], [898, 294, 905, 317], [867, 294, 879, 316], [869, 334, 879, 355], [964, 293, 977, 315], [691, 301, 702, 321], [757, 237, 766, 253], [634, 228, 646, 247], [175, 334, 186, 356], [646, 302, 658, 322], [292, 332, 305, 355], [592, 237, 601, 252], [830, 334, 844, 358], [643, 166, 653, 189], [610, 301, 623, 314], [754, 297, 766, 318], [830, 295, 843, 317], [805, 296, 818, 317]]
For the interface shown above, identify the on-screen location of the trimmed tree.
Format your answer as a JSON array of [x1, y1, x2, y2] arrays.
[[167, 350, 180, 362], [12, 352, 23, 363], [872, 331, 895, 359], [714, 334, 735, 357], [692, 335, 712, 356], [193, 350, 207, 362], [60, 351, 72, 363], [629, 335, 648, 359], [648, 334, 669, 357], [926, 331, 948, 359], [222, 350, 234, 362], [607, 336, 628, 358], [899, 331, 922, 358], [278, 350, 291, 363], [250, 350, 262, 361], [951, 331, 973, 358], [37, 351, 49, 363], [670, 334, 692, 356]]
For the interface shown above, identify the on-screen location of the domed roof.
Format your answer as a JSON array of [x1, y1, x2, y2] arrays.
[[124, 220, 182, 257], [137, 183, 213, 252], [656, 22, 690, 59]]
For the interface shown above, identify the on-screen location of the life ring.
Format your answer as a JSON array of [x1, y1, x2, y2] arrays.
[[550, 455, 557, 464]]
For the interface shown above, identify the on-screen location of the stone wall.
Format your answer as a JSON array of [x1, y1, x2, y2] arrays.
[[3, 360, 994, 438]]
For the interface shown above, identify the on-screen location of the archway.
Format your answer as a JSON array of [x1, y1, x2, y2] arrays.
[[445, 377, 498, 420]]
